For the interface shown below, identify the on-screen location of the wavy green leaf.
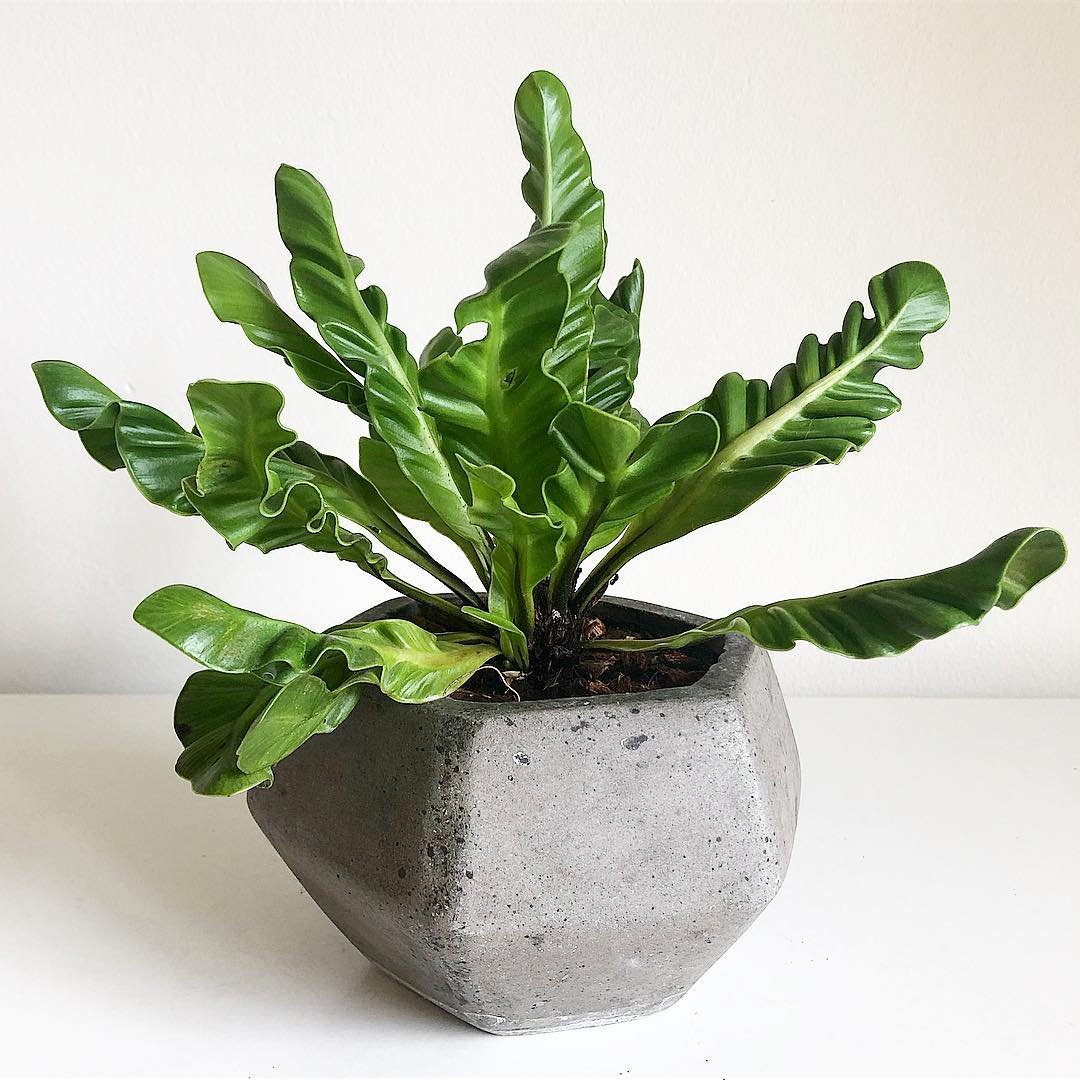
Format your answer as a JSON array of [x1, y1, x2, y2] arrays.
[[33, 361, 202, 513], [586, 261, 645, 416], [593, 528, 1066, 657], [135, 585, 499, 700], [584, 410, 720, 557], [462, 462, 560, 664], [35, 363, 478, 610], [609, 259, 644, 318], [543, 403, 719, 604], [196, 251, 368, 418], [515, 70, 605, 398], [543, 403, 642, 606], [236, 673, 361, 774], [173, 671, 276, 795], [419, 226, 574, 512], [586, 297, 639, 414], [418, 326, 463, 366], [173, 668, 360, 795], [579, 262, 950, 603], [182, 380, 478, 610], [183, 380, 294, 545], [275, 164, 485, 556]]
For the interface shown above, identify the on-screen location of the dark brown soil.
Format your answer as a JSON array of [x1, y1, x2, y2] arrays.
[[451, 621, 713, 703]]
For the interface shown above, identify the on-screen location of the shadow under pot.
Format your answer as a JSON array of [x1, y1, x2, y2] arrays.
[[247, 595, 801, 1034]]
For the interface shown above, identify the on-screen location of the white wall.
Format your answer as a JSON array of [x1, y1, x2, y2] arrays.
[[3, 1, 1077, 696]]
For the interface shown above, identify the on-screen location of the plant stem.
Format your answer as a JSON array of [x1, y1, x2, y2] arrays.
[[574, 540, 630, 610], [374, 570, 492, 633], [549, 510, 603, 615], [400, 541, 482, 606]]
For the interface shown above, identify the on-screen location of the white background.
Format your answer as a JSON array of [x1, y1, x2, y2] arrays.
[[3, 1, 1077, 696]]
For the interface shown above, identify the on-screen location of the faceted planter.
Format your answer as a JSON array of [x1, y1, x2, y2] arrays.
[[247, 596, 801, 1034]]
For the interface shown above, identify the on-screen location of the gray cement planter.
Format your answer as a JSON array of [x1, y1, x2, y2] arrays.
[[247, 596, 800, 1034]]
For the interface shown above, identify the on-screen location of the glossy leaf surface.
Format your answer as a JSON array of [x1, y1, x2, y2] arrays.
[[515, 70, 605, 398], [174, 666, 366, 796], [136, 585, 499, 698], [183, 380, 476, 610], [275, 164, 485, 556], [33, 361, 202, 513], [594, 528, 1066, 656], [586, 261, 644, 415], [463, 462, 560, 663], [580, 262, 951, 601], [235, 674, 361, 774], [196, 251, 368, 418], [586, 409, 720, 555], [544, 402, 641, 602], [544, 403, 718, 596], [173, 671, 276, 795], [420, 226, 573, 511]]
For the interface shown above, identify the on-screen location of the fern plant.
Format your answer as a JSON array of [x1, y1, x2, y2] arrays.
[[34, 71, 1065, 796]]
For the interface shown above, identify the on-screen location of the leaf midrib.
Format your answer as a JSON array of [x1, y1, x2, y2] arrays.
[[582, 297, 916, 595], [338, 265, 481, 545], [705, 303, 907, 477], [539, 93, 555, 224]]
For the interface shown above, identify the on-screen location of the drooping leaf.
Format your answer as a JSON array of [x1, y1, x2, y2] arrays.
[[135, 585, 499, 701], [33, 360, 125, 468], [196, 251, 368, 418], [236, 673, 361, 774], [173, 668, 359, 795], [33, 361, 202, 513], [173, 671, 276, 796], [580, 262, 951, 602], [462, 462, 560, 664], [593, 528, 1066, 657], [275, 164, 485, 556], [419, 226, 574, 512], [515, 70, 605, 398], [348, 619, 500, 701]]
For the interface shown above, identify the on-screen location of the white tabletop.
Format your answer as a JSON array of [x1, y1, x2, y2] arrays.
[[2, 695, 1077, 1078]]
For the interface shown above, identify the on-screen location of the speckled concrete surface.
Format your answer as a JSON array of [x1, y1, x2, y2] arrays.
[[248, 597, 801, 1034]]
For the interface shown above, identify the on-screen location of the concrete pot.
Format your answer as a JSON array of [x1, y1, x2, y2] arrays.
[[247, 596, 800, 1034]]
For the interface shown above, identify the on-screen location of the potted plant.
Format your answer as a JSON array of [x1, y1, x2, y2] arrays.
[[34, 71, 1065, 1035]]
